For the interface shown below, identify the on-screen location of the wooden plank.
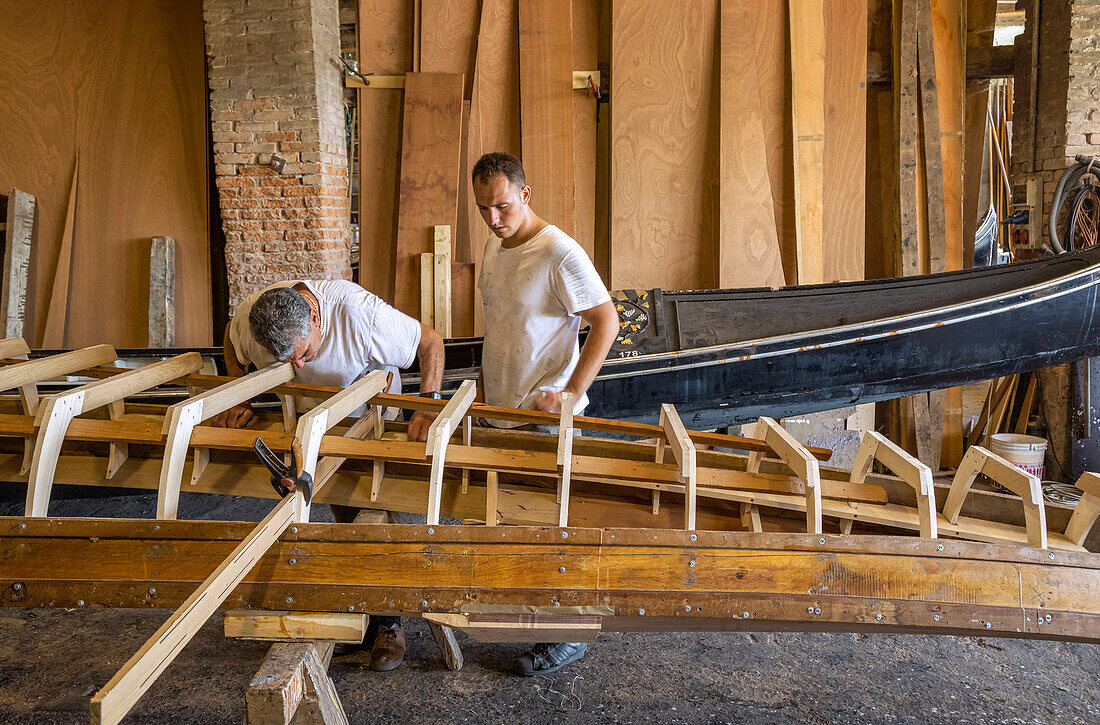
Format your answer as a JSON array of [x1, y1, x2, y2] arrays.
[[148, 236, 175, 347], [426, 620, 464, 671], [225, 611, 367, 643], [0, 344, 116, 392], [895, 0, 921, 277], [556, 391, 575, 525], [0, 337, 29, 359], [246, 641, 338, 725], [2, 190, 34, 339], [425, 379, 477, 524], [519, 0, 576, 236], [42, 157, 78, 348], [823, 0, 867, 284], [660, 403, 697, 530], [717, 0, 785, 289], [432, 225, 452, 338], [788, 0, 826, 285], [424, 612, 601, 643], [393, 72, 464, 319], [571, 0, 599, 262], [917, 1, 948, 275], [609, 0, 719, 290]]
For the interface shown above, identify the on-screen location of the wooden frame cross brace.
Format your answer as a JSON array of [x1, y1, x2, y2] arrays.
[[747, 417, 823, 533], [850, 430, 937, 538], [659, 403, 697, 530], [943, 446, 1047, 548]]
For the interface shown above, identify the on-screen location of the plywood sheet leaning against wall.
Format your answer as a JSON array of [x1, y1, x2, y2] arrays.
[[822, 0, 868, 285], [0, 0, 211, 347], [717, 0, 785, 290], [610, 0, 719, 291], [519, 0, 577, 238], [356, 0, 415, 306], [393, 72, 464, 321]]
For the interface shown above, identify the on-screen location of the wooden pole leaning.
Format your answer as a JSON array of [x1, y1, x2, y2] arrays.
[[850, 430, 938, 538], [556, 392, 575, 526], [25, 352, 203, 517], [1064, 472, 1100, 547], [749, 417, 823, 533], [659, 403, 697, 530], [90, 371, 389, 725], [0, 336, 29, 359], [292, 370, 390, 523], [157, 363, 295, 520], [424, 379, 477, 525], [943, 446, 1047, 548]]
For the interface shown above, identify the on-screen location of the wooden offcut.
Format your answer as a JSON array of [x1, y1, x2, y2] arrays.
[[788, 0, 826, 285], [1, 190, 34, 339], [148, 236, 176, 347]]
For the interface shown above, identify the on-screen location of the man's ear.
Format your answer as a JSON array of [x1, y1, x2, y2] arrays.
[[521, 185, 532, 204]]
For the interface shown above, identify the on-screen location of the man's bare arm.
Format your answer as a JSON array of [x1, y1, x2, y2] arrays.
[[406, 323, 445, 442], [534, 300, 618, 413], [210, 322, 255, 428]]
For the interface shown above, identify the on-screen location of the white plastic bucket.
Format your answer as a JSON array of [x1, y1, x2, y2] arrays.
[[990, 433, 1047, 480]]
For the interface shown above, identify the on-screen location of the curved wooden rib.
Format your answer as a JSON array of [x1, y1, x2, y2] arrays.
[[660, 403, 696, 530], [157, 363, 295, 520], [1065, 472, 1100, 547], [424, 379, 476, 525], [944, 446, 1046, 548], [850, 431, 937, 538], [25, 353, 203, 517], [750, 417, 822, 533]]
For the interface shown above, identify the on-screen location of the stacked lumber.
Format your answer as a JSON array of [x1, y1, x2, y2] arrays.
[[352, 0, 868, 334]]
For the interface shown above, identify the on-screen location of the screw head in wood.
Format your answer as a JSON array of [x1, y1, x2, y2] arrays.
[[937, 544, 944, 551], [1048, 552, 1055, 559], [12, 583, 21, 591], [807, 607, 814, 614], [152, 524, 160, 532], [742, 612, 750, 619], [814, 608, 821, 615], [348, 606, 355, 612], [148, 588, 156, 596], [558, 567, 566, 573], [77, 600, 85, 607], [985, 622, 992, 629], [638, 608, 645, 615], [561, 531, 568, 538], [427, 528, 435, 535], [689, 560, 696, 568], [1045, 614, 1052, 622], [933, 614, 941, 621], [875, 614, 883, 621], [421, 600, 428, 608], [289, 559, 297, 565], [18, 523, 25, 530], [290, 527, 298, 534], [285, 596, 293, 604], [819, 537, 826, 545], [690, 534, 697, 541], [684, 605, 691, 612]]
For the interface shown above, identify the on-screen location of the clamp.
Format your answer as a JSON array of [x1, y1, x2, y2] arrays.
[[252, 436, 313, 505]]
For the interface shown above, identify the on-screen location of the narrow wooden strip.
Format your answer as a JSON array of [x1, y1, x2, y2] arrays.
[[788, 0, 826, 285], [42, 158, 78, 348], [0, 344, 116, 392]]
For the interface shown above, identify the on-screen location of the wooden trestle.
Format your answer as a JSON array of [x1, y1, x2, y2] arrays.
[[0, 339, 1097, 724]]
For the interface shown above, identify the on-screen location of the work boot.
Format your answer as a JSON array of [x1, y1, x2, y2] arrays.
[[369, 621, 406, 672], [514, 642, 588, 676], [333, 616, 377, 657]]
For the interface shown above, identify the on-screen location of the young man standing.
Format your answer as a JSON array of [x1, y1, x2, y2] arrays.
[[214, 279, 445, 672], [472, 152, 618, 675]]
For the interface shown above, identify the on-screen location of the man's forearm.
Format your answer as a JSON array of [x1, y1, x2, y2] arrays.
[[565, 314, 616, 398], [416, 326, 445, 394]]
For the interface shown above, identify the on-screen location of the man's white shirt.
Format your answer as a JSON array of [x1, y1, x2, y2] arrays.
[[479, 225, 611, 427]]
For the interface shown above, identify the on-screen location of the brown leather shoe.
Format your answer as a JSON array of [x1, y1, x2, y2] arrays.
[[369, 622, 405, 672]]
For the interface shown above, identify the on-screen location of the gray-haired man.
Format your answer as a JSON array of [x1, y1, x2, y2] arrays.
[[215, 279, 445, 672]]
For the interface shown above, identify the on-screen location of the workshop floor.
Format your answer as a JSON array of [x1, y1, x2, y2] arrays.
[[1, 492, 1098, 725]]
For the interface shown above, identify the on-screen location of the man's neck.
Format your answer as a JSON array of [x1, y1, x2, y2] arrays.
[[501, 211, 548, 249]]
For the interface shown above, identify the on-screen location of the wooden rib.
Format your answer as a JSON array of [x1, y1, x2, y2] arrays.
[[752, 417, 822, 533], [850, 430, 937, 538], [293, 370, 390, 523], [556, 391, 575, 526], [25, 353, 203, 517], [660, 403, 696, 530], [788, 0, 826, 284], [943, 445, 1047, 548], [105, 399, 128, 480], [424, 379, 477, 524], [0, 344, 116, 392], [0, 337, 30, 360], [157, 363, 294, 520], [485, 469, 499, 526], [1065, 472, 1100, 547]]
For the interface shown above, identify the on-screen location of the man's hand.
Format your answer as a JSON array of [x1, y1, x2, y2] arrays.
[[210, 403, 255, 429], [533, 390, 564, 414], [407, 410, 438, 442]]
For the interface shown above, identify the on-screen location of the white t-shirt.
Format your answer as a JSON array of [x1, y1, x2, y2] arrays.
[[479, 225, 611, 426], [229, 280, 421, 414]]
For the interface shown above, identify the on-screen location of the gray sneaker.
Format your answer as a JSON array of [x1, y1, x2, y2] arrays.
[[515, 642, 588, 676]]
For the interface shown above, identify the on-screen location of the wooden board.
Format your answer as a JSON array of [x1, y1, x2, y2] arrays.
[[822, 0, 867, 284], [393, 72, 464, 320], [788, 0, 826, 286], [717, 0, 785, 290], [609, 0, 719, 291], [572, 0, 600, 263], [0, 0, 210, 347], [962, 0, 998, 268], [356, 0, 414, 304], [519, 0, 577, 237]]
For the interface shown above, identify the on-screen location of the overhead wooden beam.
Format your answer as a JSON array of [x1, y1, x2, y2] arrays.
[[867, 44, 1017, 84]]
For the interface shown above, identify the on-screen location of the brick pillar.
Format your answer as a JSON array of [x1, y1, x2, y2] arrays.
[[204, 0, 351, 309]]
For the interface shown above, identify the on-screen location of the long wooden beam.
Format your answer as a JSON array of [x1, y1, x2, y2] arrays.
[[4, 520, 1098, 644]]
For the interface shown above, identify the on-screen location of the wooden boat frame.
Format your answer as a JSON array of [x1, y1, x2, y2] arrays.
[[0, 338, 1097, 724]]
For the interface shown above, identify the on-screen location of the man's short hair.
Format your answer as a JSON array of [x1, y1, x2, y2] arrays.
[[248, 287, 311, 360], [472, 152, 526, 190]]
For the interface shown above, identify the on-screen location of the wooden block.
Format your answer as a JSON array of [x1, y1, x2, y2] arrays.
[[2, 190, 34, 339], [424, 613, 601, 643], [148, 236, 176, 347], [718, 0, 784, 289], [426, 620, 464, 671], [419, 252, 434, 327], [519, 0, 577, 236], [245, 641, 343, 725], [394, 72, 464, 320], [433, 225, 451, 338], [225, 611, 367, 643], [788, 0, 826, 285]]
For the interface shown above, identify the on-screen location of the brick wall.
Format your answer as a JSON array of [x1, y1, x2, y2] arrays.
[[204, 0, 351, 309], [1010, 0, 1097, 246]]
